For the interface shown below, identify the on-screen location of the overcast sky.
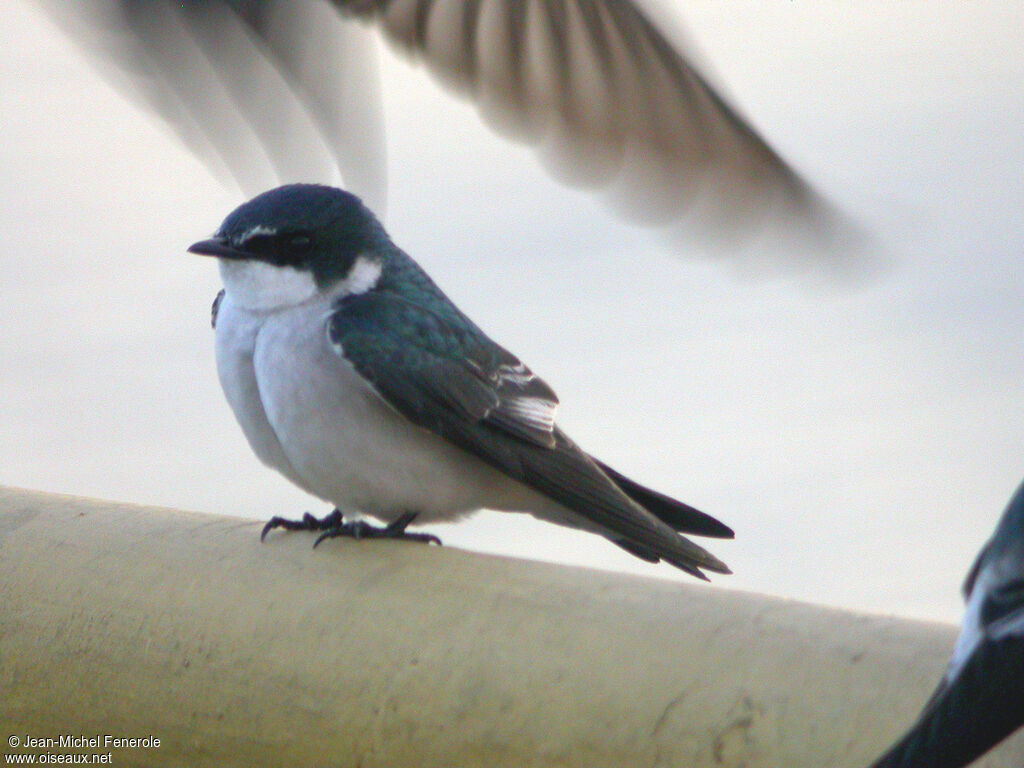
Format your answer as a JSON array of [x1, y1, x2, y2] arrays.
[[2, 1, 1021, 624]]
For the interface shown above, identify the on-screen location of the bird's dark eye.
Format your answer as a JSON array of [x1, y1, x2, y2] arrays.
[[242, 234, 277, 255], [238, 231, 313, 265]]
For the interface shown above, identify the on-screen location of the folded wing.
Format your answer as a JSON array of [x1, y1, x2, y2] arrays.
[[329, 289, 730, 579]]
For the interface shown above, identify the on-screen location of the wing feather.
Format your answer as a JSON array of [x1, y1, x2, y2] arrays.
[[43, 0, 860, 264], [329, 290, 729, 577], [343, 0, 856, 260]]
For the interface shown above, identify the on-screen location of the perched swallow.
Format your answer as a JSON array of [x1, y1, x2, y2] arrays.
[[189, 184, 733, 579], [43, 0, 854, 262], [868, 479, 1024, 768]]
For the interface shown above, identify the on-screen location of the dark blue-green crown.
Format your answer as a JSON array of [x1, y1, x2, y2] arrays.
[[215, 184, 390, 286]]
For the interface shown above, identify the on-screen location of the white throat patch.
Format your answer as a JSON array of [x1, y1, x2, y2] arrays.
[[219, 259, 318, 311]]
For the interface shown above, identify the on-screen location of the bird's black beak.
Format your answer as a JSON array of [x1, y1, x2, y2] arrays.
[[187, 237, 248, 259]]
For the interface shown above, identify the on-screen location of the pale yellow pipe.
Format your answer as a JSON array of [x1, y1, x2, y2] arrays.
[[1, 485, 1021, 767]]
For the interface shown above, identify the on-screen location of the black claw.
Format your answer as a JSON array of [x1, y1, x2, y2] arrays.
[[399, 536, 440, 548], [261, 510, 442, 547], [260, 508, 343, 542], [380, 512, 443, 545]]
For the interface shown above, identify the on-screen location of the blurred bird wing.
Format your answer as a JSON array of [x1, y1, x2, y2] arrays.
[[41, 0, 387, 210], [42, 0, 864, 273], [343, 0, 861, 264]]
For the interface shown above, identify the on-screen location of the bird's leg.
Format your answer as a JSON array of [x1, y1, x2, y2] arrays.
[[313, 511, 442, 548], [260, 508, 343, 542], [261, 508, 441, 546]]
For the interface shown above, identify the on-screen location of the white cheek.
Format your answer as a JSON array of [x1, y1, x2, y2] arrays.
[[336, 255, 382, 297], [219, 259, 318, 311]]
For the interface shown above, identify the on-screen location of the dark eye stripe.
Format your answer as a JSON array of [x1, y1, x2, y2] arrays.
[[242, 234, 277, 253], [237, 231, 313, 265]]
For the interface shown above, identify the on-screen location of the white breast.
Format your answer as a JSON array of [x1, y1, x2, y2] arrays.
[[213, 293, 305, 487]]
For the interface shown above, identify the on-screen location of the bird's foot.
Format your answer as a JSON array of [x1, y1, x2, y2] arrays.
[[260, 508, 343, 542], [313, 512, 442, 548], [260, 509, 441, 547]]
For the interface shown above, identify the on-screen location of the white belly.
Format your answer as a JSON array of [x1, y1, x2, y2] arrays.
[[214, 292, 536, 523]]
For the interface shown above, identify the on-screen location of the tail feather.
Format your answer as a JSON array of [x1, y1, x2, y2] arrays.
[[593, 459, 734, 539], [614, 538, 711, 581]]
